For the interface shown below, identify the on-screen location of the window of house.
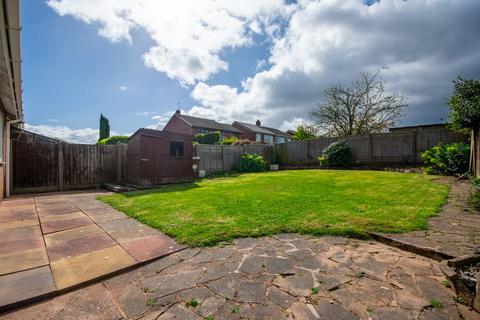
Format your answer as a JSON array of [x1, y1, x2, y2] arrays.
[[264, 134, 274, 144], [255, 133, 262, 142], [170, 141, 184, 157], [276, 136, 285, 143]]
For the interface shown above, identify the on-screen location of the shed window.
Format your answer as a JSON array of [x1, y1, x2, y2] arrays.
[[170, 141, 184, 157]]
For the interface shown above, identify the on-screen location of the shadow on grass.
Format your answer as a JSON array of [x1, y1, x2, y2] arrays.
[[120, 182, 201, 198]]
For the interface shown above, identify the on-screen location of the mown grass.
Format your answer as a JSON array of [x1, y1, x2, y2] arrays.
[[98, 170, 449, 246]]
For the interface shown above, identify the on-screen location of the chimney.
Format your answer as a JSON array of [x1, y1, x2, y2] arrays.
[[175, 109, 181, 115], [256, 119, 261, 126]]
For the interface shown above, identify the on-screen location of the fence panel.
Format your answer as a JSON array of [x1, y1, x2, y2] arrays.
[[11, 132, 126, 194]]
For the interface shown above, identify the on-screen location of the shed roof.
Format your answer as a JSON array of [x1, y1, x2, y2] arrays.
[[180, 114, 241, 133]]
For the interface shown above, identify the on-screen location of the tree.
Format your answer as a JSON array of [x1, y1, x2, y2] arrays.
[[290, 124, 317, 140], [194, 131, 221, 144], [97, 135, 129, 145], [99, 114, 110, 141], [448, 77, 480, 132], [310, 70, 407, 136], [447, 77, 480, 173]]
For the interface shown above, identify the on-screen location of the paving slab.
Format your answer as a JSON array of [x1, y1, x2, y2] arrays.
[[50, 245, 136, 289], [0, 190, 184, 312], [121, 234, 185, 262], [0, 266, 55, 309], [46, 232, 118, 262]]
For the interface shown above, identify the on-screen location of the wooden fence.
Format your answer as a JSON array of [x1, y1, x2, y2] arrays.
[[11, 131, 127, 194], [195, 127, 467, 173]]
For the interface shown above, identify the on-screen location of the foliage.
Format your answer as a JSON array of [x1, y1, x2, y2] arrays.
[[99, 114, 110, 141], [97, 135, 129, 145], [448, 77, 480, 131], [430, 299, 443, 309], [231, 139, 254, 145], [319, 140, 352, 167], [99, 170, 448, 246], [291, 124, 317, 141], [420, 143, 470, 176], [239, 154, 266, 172], [194, 131, 221, 144], [310, 69, 407, 136], [220, 136, 238, 145]]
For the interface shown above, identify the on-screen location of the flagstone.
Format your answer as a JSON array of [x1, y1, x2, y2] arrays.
[[44, 224, 104, 245], [121, 234, 185, 262], [41, 215, 93, 234], [50, 245, 136, 289], [0, 247, 49, 275]]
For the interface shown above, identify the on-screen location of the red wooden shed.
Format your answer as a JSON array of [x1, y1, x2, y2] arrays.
[[127, 129, 194, 186]]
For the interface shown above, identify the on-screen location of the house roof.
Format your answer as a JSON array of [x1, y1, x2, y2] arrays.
[[0, 0, 23, 121], [233, 121, 289, 137], [389, 123, 447, 131], [180, 114, 241, 133]]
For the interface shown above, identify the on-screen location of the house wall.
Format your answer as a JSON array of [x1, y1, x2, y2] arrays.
[[163, 114, 193, 135]]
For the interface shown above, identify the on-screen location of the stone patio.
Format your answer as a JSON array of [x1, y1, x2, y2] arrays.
[[374, 179, 480, 259], [2, 235, 478, 320], [0, 190, 184, 311]]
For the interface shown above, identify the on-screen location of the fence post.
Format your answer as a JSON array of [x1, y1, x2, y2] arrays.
[[221, 146, 225, 172], [58, 143, 64, 191], [411, 130, 417, 165], [368, 134, 373, 165], [117, 145, 122, 182]]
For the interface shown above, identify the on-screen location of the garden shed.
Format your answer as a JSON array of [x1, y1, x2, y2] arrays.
[[127, 128, 194, 186]]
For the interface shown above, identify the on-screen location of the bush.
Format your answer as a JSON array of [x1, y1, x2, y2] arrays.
[[220, 136, 238, 145], [319, 140, 351, 167], [421, 143, 470, 176], [232, 139, 254, 145], [194, 131, 221, 144], [97, 135, 129, 145], [239, 154, 266, 172]]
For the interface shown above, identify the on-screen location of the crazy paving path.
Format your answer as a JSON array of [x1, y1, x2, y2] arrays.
[[2, 235, 477, 320]]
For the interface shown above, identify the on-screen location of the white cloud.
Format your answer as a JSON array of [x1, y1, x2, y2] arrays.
[[47, 0, 480, 132], [183, 0, 480, 130], [134, 111, 155, 116], [24, 124, 120, 144], [119, 85, 127, 91], [47, 0, 289, 85], [46, 118, 59, 122]]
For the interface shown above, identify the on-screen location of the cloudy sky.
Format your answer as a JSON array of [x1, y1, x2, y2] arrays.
[[23, 0, 480, 143]]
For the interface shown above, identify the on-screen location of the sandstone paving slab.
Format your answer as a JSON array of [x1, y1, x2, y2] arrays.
[[0, 266, 55, 310], [0, 208, 36, 222], [121, 234, 186, 262], [0, 218, 38, 230], [82, 207, 128, 223], [0, 247, 49, 276], [36, 204, 80, 216], [50, 245, 136, 289], [100, 218, 161, 243], [39, 211, 85, 223], [43, 224, 104, 246], [0, 284, 123, 320], [46, 232, 118, 262], [41, 215, 93, 234]]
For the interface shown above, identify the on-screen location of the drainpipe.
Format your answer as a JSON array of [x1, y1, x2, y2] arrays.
[[5, 119, 22, 197]]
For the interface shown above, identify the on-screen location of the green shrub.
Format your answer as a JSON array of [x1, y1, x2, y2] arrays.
[[97, 135, 129, 145], [220, 136, 238, 145], [421, 143, 470, 176], [239, 154, 266, 172], [194, 131, 221, 144], [232, 139, 253, 145], [319, 140, 352, 167]]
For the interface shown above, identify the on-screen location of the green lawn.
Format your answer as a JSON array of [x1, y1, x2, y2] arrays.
[[98, 170, 449, 246]]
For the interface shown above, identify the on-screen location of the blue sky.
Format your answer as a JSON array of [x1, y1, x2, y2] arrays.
[[22, 1, 480, 143]]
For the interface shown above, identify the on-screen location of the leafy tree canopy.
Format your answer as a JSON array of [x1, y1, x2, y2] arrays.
[[448, 77, 480, 131], [291, 124, 318, 141]]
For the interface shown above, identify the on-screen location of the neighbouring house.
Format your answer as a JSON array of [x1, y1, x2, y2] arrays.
[[0, 0, 22, 199], [232, 120, 290, 144], [126, 128, 194, 186], [163, 110, 241, 138]]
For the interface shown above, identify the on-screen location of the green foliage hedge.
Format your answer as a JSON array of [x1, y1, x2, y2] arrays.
[[194, 131, 221, 144], [319, 140, 352, 167], [421, 142, 470, 176], [239, 154, 266, 172], [220, 136, 238, 145], [97, 135, 129, 145]]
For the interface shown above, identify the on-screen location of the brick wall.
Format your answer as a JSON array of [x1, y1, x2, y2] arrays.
[[163, 115, 193, 135]]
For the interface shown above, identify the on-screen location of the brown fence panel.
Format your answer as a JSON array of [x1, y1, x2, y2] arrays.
[[12, 140, 59, 194]]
